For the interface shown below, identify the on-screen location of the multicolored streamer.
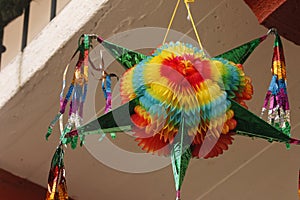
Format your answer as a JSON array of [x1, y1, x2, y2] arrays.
[[102, 72, 118, 113], [101, 72, 119, 140], [55, 38, 121, 146], [45, 35, 93, 149]]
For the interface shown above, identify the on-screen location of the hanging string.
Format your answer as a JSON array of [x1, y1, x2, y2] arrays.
[[162, 0, 181, 44], [184, 0, 204, 51], [163, 0, 204, 52]]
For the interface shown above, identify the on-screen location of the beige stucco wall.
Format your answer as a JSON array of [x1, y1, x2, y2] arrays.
[[0, 0, 300, 200]]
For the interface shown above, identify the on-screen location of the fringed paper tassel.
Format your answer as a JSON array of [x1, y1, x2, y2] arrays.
[[102, 72, 119, 113], [57, 46, 121, 145], [102, 72, 112, 114], [100, 70, 119, 141], [46, 35, 92, 150], [46, 145, 68, 200], [260, 30, 291, 148]]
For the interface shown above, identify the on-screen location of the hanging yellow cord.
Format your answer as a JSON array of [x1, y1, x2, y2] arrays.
[[184, 0, 204, 51], [162, 0, 181, 44], [163, 0, 204, 52]]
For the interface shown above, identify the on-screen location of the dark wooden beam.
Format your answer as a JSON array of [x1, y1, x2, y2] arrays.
[[244, 0, 300, 45]]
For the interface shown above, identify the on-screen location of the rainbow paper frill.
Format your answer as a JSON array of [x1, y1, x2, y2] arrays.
[[120, 42, 253, 158], [212, 58, 253, 108]]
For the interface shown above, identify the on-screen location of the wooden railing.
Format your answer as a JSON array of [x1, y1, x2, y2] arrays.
[[0, 0, 58, 70]]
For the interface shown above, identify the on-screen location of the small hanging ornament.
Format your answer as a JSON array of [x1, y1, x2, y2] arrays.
[[185, 0, 194, 21]]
